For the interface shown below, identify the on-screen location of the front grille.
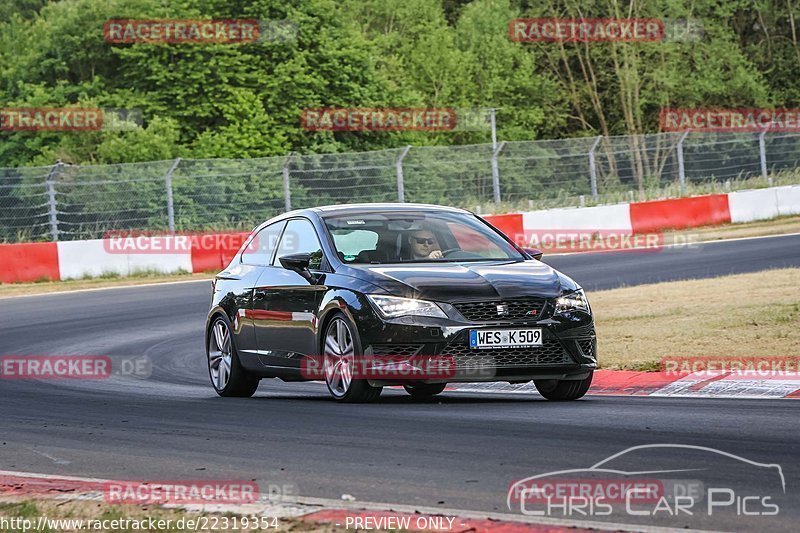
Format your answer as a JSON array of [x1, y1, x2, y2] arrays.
[[453, 298, 548, 322], [442, 339, 573, 369], [577, 338, 595, 358], [370, 345, 423, 357]]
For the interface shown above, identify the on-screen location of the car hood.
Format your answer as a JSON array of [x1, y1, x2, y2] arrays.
[[356, 260, 573, 301]]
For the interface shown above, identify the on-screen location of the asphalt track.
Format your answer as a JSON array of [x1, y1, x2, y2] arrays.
[[1, 233, 799, 531]]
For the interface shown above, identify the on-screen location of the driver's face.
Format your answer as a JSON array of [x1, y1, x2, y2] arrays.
[[409, 230, 439, 256]]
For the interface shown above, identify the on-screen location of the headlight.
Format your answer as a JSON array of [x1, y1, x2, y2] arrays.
[[367, 295, 447, 319], [555, 289, 590, 314]]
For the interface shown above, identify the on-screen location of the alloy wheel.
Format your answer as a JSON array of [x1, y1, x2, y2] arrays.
[[208, 319, 233, 391], [324, 317, 355, 398]]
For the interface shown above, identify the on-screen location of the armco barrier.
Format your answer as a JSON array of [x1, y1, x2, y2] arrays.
[[728, 188, 780, 223], [521, 204, 632, 233], [57, 238, 192, 280], [776, 185, 800, 216], [481, 213, 523, 243], [190, 232, 249, 273], [0, 242, 59, 283], [1, 186, 799, 284], [629, 194, 731, 234]]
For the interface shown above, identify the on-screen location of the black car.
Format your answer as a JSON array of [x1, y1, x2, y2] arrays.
[[206, 204, 596, 402]]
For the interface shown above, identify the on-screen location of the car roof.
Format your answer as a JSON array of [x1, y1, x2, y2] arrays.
[[252, 203, 475, 233], [310, 203, 470, 217]]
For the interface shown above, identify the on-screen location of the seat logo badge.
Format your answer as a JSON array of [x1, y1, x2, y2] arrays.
[[497, 304, 509, 315], [527, 309, 538, 316]]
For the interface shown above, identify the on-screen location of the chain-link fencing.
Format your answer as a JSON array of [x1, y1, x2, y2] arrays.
[[2, 130, 800, 242]]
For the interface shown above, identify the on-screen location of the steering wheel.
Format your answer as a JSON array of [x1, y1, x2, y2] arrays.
[[440, 248, 461, 257]]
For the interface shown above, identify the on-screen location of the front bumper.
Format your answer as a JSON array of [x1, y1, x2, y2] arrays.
[[357, 305, 596, 386]]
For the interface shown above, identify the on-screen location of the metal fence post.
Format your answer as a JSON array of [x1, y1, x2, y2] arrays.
[[489, 108, 497, 148], [491, 141, 506, 205], [759, 129, 768, 179], [588, 136, 602, 200], [164, 157, 181, 234], [45, 161, 62, 241], [676, 130, 690, 195], [395, 146, 411, 203], [283, 152, 295, 212]]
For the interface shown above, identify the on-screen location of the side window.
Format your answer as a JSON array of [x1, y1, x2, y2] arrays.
[[330, 229, 379, 260], [274, 219, 324, 270], [241, 221, 285, 266]]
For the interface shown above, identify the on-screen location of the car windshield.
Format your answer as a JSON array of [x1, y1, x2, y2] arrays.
[[323, 210, 524, 264]]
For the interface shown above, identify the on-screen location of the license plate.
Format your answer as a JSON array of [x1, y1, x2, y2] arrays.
[[469, 328, 542, 349]]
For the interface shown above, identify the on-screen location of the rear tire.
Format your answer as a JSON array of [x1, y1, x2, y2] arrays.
[[207, 315, 260, 398], [534, 371, 593, 401], [323, 313, 383, 403], [403, 383, 447, 399]]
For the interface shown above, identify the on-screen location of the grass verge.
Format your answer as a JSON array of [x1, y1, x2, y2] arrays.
[[0, 272, 213, 298], [592, 268, 800, 370], [661, 214, 800, 243]]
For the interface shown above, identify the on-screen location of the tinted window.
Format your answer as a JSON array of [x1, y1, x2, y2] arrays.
[[241, 221, 285, 265], [274, 219, 324, 270], [323, 211, 522, 263], [328, 229, 379, 261]]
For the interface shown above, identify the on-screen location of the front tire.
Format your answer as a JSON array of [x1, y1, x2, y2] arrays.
[[323, 314, 382, 403], [403, 383, 447, 399], [207, 315, 259, 398], [534, 371, 593, 401]]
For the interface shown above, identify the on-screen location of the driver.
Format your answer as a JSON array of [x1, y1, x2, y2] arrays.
[[407, 228, 443, 259]]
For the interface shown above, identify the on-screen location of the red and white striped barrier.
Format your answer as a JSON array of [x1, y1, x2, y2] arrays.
[[1, 185, 799, 284], [0, 232, 247, 283], [484, 184, 800, 245]]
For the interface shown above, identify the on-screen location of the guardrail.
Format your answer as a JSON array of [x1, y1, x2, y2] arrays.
[[2, 184, 798, 283]]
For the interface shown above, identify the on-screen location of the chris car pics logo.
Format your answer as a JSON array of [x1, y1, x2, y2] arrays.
[[508, 444, 784, 518]]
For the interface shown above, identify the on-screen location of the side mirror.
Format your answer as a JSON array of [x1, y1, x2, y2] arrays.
[[279, 253, 313, 281], [522, 247, 543, 261]]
